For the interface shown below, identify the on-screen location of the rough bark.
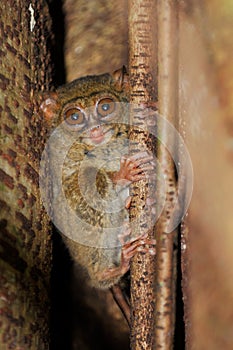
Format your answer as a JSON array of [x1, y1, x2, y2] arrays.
[[128, 1, 157, 349], [63, 0, 128, 81], [0, 1, 53, 349]]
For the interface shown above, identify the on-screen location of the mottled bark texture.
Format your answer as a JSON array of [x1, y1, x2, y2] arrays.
[[63, 0, 128, 82], [0, 1, 53, 349], [128, 1, 157, 349]]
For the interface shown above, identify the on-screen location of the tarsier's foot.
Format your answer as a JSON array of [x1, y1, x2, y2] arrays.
[[97, 227, 156, 282], [118, 226, 156, 273]]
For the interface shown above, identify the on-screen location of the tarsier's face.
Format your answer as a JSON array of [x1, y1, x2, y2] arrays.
[[40, 68, 129, 146], [62, 93, 127, 146]]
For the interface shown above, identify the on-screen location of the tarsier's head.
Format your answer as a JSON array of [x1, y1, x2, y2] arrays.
[[40, 67, 129, 146]]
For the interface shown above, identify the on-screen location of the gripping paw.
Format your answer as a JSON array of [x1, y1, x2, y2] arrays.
[[96, 226, 156, 284], [112, 151, 154, 186], [118, 226, 156, 274]]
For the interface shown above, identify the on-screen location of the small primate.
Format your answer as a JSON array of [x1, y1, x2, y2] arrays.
[[40, 67, 156, 295]]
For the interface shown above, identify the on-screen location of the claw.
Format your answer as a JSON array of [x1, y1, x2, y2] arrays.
[[125, 196, 132, 209]]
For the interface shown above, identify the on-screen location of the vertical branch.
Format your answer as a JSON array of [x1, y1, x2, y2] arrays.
[[128, 0, 158, 349], [155, 0, 179, 348]]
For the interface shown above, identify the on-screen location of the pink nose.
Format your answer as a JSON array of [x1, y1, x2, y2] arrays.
[[89, 125, 104, 144]]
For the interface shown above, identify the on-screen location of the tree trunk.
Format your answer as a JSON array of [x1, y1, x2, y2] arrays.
[[128, 1, 183, 348], [0, 1, 53, 348], [179, 1, 233, 349], [128, 1, 157, 349], [63, 0, 128, 81]]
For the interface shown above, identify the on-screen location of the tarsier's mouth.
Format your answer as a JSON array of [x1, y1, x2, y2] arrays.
[[82, 125, 114, 145]]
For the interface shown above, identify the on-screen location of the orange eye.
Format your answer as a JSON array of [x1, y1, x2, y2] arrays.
[[97, 98, 116, 118], [64, 108, 85, 126]]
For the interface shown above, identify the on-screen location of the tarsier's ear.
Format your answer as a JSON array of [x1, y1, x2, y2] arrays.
[[39, 92, 60, 124], [112, 66, 129, 90]]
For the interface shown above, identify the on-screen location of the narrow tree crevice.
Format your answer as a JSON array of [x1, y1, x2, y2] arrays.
[[174, 229, 185, 350]]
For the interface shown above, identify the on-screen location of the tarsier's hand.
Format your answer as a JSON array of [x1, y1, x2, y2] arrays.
[[112, 151, 154, 186]]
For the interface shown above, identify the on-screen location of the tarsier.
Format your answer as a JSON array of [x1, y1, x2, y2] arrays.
[[40, 67, 156, 291]]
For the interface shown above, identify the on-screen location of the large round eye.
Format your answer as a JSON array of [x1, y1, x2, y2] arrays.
[[64, 107, 85, 126], [97, 98, 116, 118]]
